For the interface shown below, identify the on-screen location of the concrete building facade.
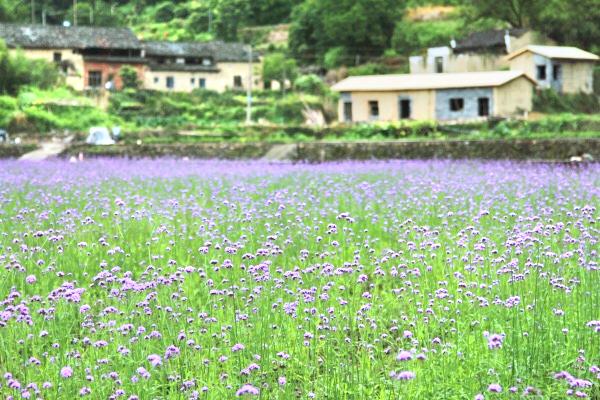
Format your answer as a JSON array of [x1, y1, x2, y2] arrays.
[[332, 71, 535, 123], [507, 45, 598, 94]]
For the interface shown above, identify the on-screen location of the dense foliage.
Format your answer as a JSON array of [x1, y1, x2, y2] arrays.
[[0, 40, 59, 96]]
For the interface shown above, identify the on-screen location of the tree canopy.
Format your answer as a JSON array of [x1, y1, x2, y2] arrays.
[[289, 0, 406, 65]]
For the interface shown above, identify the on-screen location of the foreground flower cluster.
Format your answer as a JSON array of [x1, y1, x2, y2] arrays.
[[0, 159, 598, 399]]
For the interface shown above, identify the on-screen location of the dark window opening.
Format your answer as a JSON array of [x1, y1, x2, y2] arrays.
[[537, 65, 547, 80], [399, 99, 411, 119], [53, 52, 62, 62], [88, 70, 102, 88], [449, 98, 464, 112], [191, 78, 195, 85], [343, 101, 353, 122], [166, 76, 174, 89], [369, 101, 379, 119], [552, 64, 561, 80], [435, 56, 443, 73], [154, 77, 159, 84], [478, 97, 490, 117], [234, 75, 243, 88], [264, 80, 272, 90], [199, 78, 206, 88]]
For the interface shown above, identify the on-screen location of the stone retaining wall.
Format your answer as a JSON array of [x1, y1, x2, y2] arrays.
[[59, 138, 600, 161], [0, 144, 38, 159]]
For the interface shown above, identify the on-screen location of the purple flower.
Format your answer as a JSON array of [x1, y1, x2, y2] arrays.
[[61, 366, 73, 378], [488, 383, 502, 393], [235, 384, 259, 396], [147, 354, 162, 367], [25, 275, 36, 284]]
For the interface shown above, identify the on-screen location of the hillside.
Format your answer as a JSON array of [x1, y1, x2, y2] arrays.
[[1, 0, 598, 68]]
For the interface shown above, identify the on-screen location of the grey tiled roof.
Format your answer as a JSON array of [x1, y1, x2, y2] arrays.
[[454, 28, 528, 53], [142, 40, 258, 62], [0, 23, 140, 50]]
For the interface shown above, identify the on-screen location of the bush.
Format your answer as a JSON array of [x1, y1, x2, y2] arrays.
[[120, 66, 140, 90], [294, 74, 328, 96], [533, 89, 600, 114], [323, 47, 347, 70], [0, 41, 59, 95]]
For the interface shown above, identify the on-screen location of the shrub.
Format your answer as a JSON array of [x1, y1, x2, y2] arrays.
[[0, 41, 59, 95], [294, 74, 328, 96], [533, 89, 600, 114], [120, 66, 140, 90]]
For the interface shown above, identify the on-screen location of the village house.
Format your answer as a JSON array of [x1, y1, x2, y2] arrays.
[[506, 45, 598, 94], [332, 71, 535, 123], [142, 41, 260, 92], [0, 23, 145, 91], [410, 29, 550, 74]]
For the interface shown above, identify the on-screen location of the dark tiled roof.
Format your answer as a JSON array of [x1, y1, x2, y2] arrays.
[[142, 40, 258, 62], [454, 28, 529, 53], [0, 23, 140, 50]]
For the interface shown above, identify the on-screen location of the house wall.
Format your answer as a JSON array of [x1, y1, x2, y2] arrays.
[[145, 62, 260, 92], [338, 77, 534, 123], [83, 61, 145, 91], [510, 52, 595, 93], [493, 76, 533, 115], [435, 87, 493, 120], [337, 90, 436, 122], [561, 61, 595, 94], [9, 48, 85, 91]]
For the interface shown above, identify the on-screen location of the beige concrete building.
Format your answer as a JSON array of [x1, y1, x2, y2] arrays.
[[410, 29, 551, 74], [332, 71, 535, 123], [507, 45, 598, 94], [0, 24, 145, 91], [142, 41, 260, 93]]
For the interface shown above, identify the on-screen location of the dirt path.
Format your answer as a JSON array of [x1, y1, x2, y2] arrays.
[[19, 139, 69, 161]]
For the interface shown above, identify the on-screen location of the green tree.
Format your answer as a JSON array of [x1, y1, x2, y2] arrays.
[[248, 0, 302, 25], [0, 41, 59, 95], [289, 0, 406, 66], [120, 66, 139, 89], [214, 0, 250, 41], [466, 0, 600, 53], [262, 52, 298, 90]]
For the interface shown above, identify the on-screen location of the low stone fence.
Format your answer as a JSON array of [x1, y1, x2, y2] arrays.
[[295, 138, 600, 162], [0, 144, 38, 159], [58, 138, 600, 161]]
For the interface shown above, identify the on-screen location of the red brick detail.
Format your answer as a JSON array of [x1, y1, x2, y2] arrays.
[[83, 61, 145, 90]]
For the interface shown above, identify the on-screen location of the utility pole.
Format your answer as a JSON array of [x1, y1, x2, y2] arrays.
[[208, 9, 213, 33], [73, 0, 77, 26], [246, 45, 253, 125]]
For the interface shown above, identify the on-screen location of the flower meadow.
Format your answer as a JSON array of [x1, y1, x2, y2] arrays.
[[0, 159, 598, 400]]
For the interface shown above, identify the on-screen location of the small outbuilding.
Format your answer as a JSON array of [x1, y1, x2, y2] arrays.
[[507, 45, 598, 93], [332, 71, 535, 123]]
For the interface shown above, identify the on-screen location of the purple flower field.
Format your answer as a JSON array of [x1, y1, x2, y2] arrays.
[[0, 159, 598, 399]]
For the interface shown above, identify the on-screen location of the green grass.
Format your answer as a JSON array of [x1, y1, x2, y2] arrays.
[[0, 160, 598, 399]]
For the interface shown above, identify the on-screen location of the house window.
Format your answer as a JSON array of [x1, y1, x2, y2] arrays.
[[449, 98, 464, 112], [552, 64, 561, 80], [478, 97, 490, 117], [53, 52, 62, 62], [234, 76, 243, 88], [343, 101, 353, 122], [154, 77, 159, 84], [199, 78, 206, 88], [399, 99, 411, 119], [202, 58, 212, 66], [88, 70, 102, 88], [166, 76, 175, 89], [191, 78, 196, 85], [369, 101, 379, 119], [537, 65, 547, 80], [435, 56, 443, 73]]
